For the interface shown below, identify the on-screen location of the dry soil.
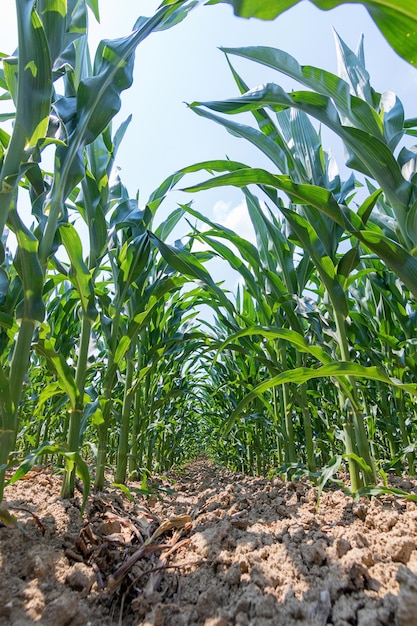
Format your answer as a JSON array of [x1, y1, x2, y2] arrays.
[[1, 458, 417, 625]]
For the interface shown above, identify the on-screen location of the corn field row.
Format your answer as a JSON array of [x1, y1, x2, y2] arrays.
[[1, 1, 417, 511]]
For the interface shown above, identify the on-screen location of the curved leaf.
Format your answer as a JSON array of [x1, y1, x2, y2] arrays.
[[224, 361, 417, 435], [219, 46, 384, 138], [215, 325, 332, 365], [208, 1, 417, 67]]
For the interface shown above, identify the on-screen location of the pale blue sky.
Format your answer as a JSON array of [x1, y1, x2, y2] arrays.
[[1, 2, 416, 285]]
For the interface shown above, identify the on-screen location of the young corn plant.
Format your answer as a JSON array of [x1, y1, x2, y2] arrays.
[[0, 0, 198, 504], [178, 35, 417, 490]]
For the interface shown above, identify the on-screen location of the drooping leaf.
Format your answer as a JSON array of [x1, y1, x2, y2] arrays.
[[34, 333, 78, 410], [224, 361, 417, 435], [149, 231, 232, 311], [208, 1, 417, 67]]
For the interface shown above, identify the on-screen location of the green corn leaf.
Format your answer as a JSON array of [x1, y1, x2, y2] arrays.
[[36, 381, 65, 408], [154, 207, 185, 240], [224, 53, 294, 166], [86, 0, 100, 22], [244, 189, 299, 292], [182, 202, 264, 271], [317, 455, 343, 503], [357, 486, 417, 502], [190, 85, 410, 212], [114, 335, 131, 366], [183, 165, 342, 214], [0, 1, 52, 238], [10, 213, 45, 325], [274, 205, 349, 317], [109, 114, 132, 167], [36, 0, 68, 73], [128, 276, 188, 334], [34, 334, 78, 410], [215, 326, 333, 365], [336, 247, 360, 288], [357, 188, 383, 225], [312, 199, 417, 300], [13, 2, 52, 149], [6, 442, 90, 514], [77, 173, 108, 267], [206, 0, 299, 19], [208, 2, 417, 68], [183, 165, 349, 315], [148, 232, 232, 310], [41, 1, 196, 260], [195, 232, 263, 305], [59, 223, 97, 321], [224, 361, 417, 435], [333, 32, 374, 105], [117, 233, 151, 300], [219, 46, 384, 138], [344, 452, 373, 476], [0, 366, 11, 413], [190, 102, 290, 173], [2, 58, 18, 107], [353, 229, 417, 299]]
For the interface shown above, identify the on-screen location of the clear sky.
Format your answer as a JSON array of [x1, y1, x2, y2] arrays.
[[1, 1, 416, 286]]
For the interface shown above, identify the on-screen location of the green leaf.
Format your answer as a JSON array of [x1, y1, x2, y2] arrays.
[[86, 0, 100, 22], [183, 165, 349, 315], [59, 223, 97, 321], [10, 213, 45, 324], [357, 485, 417, 502], [34, 333, 78, 410], [0, 1, 52, 238], [14, 2, 52, 149], [40, 1, 197, 260], [117, 233, 151, 301], [224, 361, 417, 435], [337, 247, 360, 287], [191, 83, 410, 213], [206, 0, 299, 19], [219, 45, 383, 138], [36, 381, 64, 408], [6, 442, 90, 514], [215, 326, 333, 365], [148, 232, 232, 311], [114, 335, 131, 366], [317, 455, 343, 502], [209, 1, 417, 67]]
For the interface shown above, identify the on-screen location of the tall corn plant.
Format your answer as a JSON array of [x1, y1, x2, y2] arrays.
[[177, 35, 417, 490], [0, 0, 198, 504]]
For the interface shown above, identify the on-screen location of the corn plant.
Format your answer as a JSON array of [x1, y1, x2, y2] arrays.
[[0, 0, 200, 504], [177, 34, 417, 490]]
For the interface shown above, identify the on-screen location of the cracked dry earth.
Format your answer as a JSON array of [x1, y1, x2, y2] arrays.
[[1, 459, 417, 625]]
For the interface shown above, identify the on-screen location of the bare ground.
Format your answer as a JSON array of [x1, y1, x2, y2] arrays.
[[1, 457, 417, 626]]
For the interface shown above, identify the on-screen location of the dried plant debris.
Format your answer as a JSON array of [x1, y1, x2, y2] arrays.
[[1, 458, 417, 625]]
